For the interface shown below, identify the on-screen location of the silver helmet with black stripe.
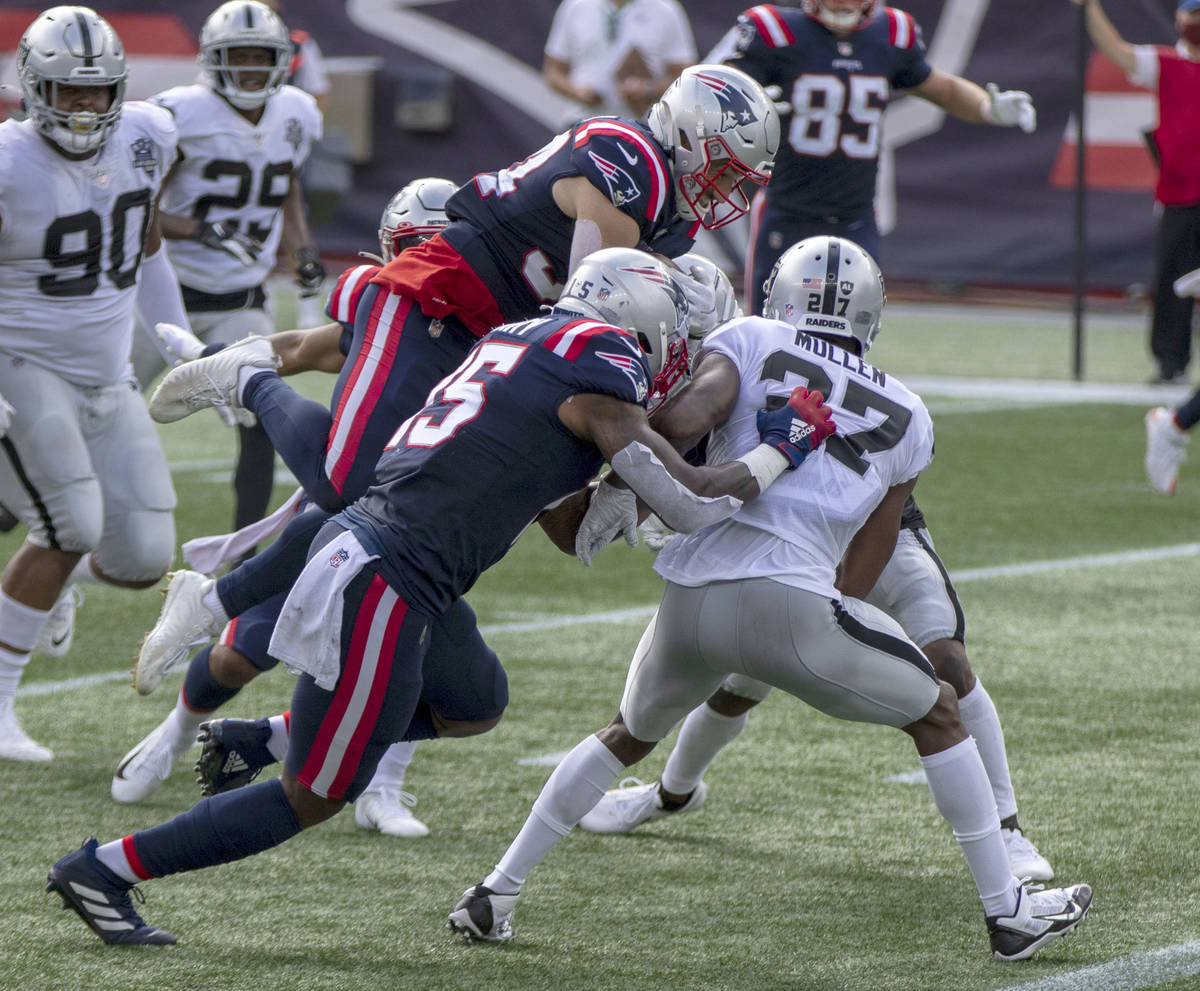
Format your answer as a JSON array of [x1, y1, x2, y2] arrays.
[[762, 236, 885, 353]]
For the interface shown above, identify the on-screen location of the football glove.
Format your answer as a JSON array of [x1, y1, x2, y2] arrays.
[[984, 83, 1036, 134], [294, 246, 326, 299], [1174, 266, 1200, 298], [675, 269, 718, 337], [193, 221, 262, 266], [153, 322, 205, 365], [575, 476, 639, 566], [755, 387, 837, 469], [639, 513, 678, 552], [0, 391, 13, 439]]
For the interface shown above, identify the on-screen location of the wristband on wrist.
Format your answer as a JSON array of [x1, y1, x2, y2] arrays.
[[736, 443, 791, 491]]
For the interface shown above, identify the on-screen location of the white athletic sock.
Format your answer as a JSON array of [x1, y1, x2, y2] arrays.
[[200, 583, 229, 627], [96, 838, 141, 885], [266, 713, 290, 761], [365, 740, 418, 795], [957, 680, 1018, 822], [661, 703, 748, 795], [0, 590, 51, 659], [0, 644, 32, 699], [67, 553, 103, 587], [486, 735, 625, 893], [170, 689, 209, 747], [919, 737, 1016, 917]]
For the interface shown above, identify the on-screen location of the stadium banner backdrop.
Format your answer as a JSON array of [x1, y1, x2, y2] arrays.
[[0, 0, 1178, 291]]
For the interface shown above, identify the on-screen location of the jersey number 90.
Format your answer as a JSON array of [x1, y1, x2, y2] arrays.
[[39, 190, 152, 298]]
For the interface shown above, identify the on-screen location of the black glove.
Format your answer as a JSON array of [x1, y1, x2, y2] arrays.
[[193, 221, 262, 266], [294, 245, 326, 299]]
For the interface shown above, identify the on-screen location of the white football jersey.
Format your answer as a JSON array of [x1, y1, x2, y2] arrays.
[[0, 102, 178, 387], [654, 316, 935, 598], [150, 83, 321, 294]]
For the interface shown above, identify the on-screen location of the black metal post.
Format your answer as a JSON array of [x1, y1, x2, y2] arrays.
[[1072, 1, 1088, 381]]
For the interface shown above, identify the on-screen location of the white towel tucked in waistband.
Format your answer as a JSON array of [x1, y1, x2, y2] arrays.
[[182, 487, 307, 574], [268, 527, 379, 691]]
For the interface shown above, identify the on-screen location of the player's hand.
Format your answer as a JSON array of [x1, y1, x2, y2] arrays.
[[639, 513, 678, 552], [674, 268, 718, 339], [1174, 267, 1200, 298], [763, 84, 792, 116], [575, 476, 639, 566], [755, 387, 837, 470], [193, 221, 262, 266], [294, 246, 326, 299], [985, 83, 1036, 134], [153, 322, 206, 365], [0, 392, 14, 439]]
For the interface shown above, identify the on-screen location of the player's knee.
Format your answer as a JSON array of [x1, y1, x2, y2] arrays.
[[280, 770, 345, 829], [37, 481, 104, 554], [922, 681, 965, 736], [596, 713, 657, 767], [707, 686, 763, 717], [431, 711, 503, 738], [209, 644, 263, 688], [922, 638, 974, 697], [94, 509, 174, 585]]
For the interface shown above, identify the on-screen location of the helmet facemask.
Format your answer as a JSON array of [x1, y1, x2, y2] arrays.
[[677, 136, 769, 231], [17, 6, 127, 154]]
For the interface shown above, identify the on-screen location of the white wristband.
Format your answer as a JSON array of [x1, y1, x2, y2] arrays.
[[736, 444, 791, 491]]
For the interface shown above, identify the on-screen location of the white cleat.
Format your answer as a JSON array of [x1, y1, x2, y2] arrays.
[[447, 885, 519, 943], [111, 717, 193, 804], [0, 697, 53, 762], [578, 777, 708, 834], [35, 586, 83, 658], [987, 880, 1092, 962], [148, 335, 280, 423], [1144, 406, 1189, 495], [1002, 827, 1054, 882], [135, 571, 224, 696], [354, 790, 430, 838]]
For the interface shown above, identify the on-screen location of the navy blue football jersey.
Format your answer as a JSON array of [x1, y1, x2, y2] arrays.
[[442, 117, 697, 322], [340, 311, 651, 613], [721, 4, 932, 220]]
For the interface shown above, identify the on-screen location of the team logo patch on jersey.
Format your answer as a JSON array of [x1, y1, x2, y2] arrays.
[[129, 137, 158, 175], [329, 548, 350, 567], [285, 118, 303, 151], [696, 71, 759, 132], [587, 151, 642, 208], [596, 350, 648, 402]]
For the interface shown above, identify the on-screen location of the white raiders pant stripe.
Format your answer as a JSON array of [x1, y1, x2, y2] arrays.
[[0, 436, 61, 550]]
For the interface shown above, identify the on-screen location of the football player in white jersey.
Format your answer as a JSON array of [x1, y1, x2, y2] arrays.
[[449, 237, 1094, 962], [0, 6, 193, 761], [130, 0, 324, 538]]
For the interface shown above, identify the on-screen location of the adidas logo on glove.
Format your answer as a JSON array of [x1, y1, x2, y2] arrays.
[[789, 420, 816, 444]]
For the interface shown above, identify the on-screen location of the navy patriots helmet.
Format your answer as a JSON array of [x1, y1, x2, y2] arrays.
[[762, 237, 886, 353], [647, 64, 779, 230], [16, 6, 127, 154]]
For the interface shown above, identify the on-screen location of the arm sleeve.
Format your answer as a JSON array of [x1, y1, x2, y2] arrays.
[[135, 247, 192, 344]]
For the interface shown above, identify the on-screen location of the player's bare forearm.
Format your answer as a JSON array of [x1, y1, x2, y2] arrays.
[[837, 477, 917, 599], [649, 351, 740, 453], [280, 179, 315, 259], [911, 69, 989, 123], [271, 323, 345, 376], [537, 487, 592, 555]]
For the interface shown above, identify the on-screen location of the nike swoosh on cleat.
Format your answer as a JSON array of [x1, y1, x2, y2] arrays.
[[50, 633, 69, 647]]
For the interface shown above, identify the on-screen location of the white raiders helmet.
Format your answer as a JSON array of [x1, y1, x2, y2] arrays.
[[647, 64, 779, 230], [557, 248, 691, 409], [16, 6, 127, 154], [802, 1, 879, 31], [378, 177, 458, 262], [199, 0, 291, 111], [672, 252, 742, 347], [762, 237, 885, 353]]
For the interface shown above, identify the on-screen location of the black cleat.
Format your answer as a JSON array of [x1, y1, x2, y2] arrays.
[[987, 881, 1093, 962]]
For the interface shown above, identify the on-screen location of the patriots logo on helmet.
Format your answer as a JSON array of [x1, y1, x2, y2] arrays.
[[597, 350, 648, 401], [695, 71, 759, 133], [588, 151, 642, 208]]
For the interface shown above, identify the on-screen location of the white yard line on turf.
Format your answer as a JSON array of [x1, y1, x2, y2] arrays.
[[18, 541, 1200, 700], [999, 940, 1200, 991]]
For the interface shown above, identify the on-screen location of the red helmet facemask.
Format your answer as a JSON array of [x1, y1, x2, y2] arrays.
[[679, 138, 772, 231]]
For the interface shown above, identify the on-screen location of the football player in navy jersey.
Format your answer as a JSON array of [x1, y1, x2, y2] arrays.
[[707, 1, 1037, 311], [45, 248, 835, 946]]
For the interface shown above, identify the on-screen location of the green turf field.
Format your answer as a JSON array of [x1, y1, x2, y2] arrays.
[[3, 301, 1199, 991]]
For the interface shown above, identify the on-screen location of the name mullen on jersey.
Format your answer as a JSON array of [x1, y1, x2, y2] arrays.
[[796, 330, 887, 388]]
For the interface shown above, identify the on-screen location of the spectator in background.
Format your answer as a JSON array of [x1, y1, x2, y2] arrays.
[[543, 0, 696, 121], [1070, 0, 1200, 386], [707, 1, 1036, 313]]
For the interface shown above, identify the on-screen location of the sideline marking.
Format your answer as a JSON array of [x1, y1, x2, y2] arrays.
[[19, 541, 1200, 701], [999, 941, 1200, 991]]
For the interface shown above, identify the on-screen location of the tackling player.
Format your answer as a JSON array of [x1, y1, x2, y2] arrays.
[[708, 1, 1037, 311], [447, 238, 1093, 963], [0, 6, 192, 761], [45, 248, 834, 946]]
